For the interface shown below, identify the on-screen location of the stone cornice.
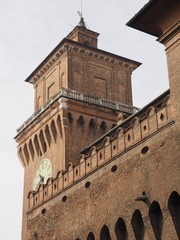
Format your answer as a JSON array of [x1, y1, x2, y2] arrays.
[[157, 20, 180, 45], [25, 38, 141, 84], [15, 88, 137, 140]]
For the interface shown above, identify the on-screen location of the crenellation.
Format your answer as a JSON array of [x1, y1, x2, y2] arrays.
[[26, 96, 173, 210], [17, 93, 172, 174]]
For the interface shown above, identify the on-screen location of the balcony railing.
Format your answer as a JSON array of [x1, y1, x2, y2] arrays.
[[16, 88, 136, 135]]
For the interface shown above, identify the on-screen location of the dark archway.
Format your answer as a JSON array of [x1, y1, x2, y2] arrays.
[[168, 191, 180, 239], [115, 218, 128, 240], [149, 201, 163, 240], [87, 231, 95, 240], [131, 209, 145, 240], [100, 225, 111, 240]]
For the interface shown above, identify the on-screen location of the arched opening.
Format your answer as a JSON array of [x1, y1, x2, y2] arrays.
[[131, 210, 144, 240], [77, 115, 84, 134], [51, 120, 57, 142], [34, 134, 41, 156], [28, 139, 35, 160], [89, 118, 96, 129], [149, 201, 163, 240], [168, 191, 180, 239], [87, 231, 95, 240], [18, 147, 26, 166], [39, 130, 47, 153], [100, 225, 111, 240], [23, 143, 30, 165], [45, 125, 51, 147], [57, 115, 62, 136], [88, 118, 96, 139], [115, 218, 128, 240], [68, 112, 73, 124], [100, 121, 107, 136]]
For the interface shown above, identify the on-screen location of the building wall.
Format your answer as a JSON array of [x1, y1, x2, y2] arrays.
[[26, 115, 179, 240], [25, 95, 180, 239]]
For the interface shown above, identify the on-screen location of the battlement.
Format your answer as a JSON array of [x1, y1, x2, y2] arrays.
[[27, 90, 172, 211]]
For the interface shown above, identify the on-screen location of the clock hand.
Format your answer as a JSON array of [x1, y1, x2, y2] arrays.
[[39, 174, 44, 182], [35, 174, 45, 191]]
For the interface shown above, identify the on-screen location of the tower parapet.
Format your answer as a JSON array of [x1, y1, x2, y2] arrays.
[[27, 90, 172, 211]]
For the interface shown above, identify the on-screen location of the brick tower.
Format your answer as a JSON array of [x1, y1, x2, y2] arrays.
[[15, 16, 140, 240], [16, 1, 180, 239]]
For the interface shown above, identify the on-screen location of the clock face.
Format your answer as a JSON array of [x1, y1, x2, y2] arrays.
[[33, 158, 52, 191]]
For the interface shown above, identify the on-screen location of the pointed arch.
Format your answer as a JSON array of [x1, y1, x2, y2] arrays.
[[115, 218, 128, 240], [45, 125, 51, 147], [131, 210, 144, 240], [68, 112, 73, 124], [23, 143, 30, 165], [168, 191, 180, 239], [56, 114, 62, 137], [100, 121, 107, 136], [149, 201, 163, 240], [34, 134, 41, 156], [39, 130, 47, 153], [77, 115, 84, 127], [87, 232, 95, 240], [100, 225, 111, 240], [28, 139, 35, 160], [51, 119, 57, 142], [89, 118, 96, 129], [18, 147, 26, 167]]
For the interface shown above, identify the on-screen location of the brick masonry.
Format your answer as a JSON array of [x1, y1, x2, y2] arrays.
[[15, 1, 180, 239]]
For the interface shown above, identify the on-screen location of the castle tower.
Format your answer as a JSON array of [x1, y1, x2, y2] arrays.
[[15, 18, 140, 240]]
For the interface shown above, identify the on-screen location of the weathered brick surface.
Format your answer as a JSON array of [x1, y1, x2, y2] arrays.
[[26, 123, 179, 239]]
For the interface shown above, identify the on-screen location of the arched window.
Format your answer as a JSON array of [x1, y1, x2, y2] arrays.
[[89, 118, 96, 129], [100, 225, 111, 240], [77, 116, 84, 133], [149, 201, 163, 240], [68, 112, 73, 124], [115, 218, 128, 240], [168, 191, 180, 239], [131, 210, 144, 240], [87, 231, 95, 240], [100, 121, 107, 136]]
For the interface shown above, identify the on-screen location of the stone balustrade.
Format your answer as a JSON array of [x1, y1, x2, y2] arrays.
[[16, 88, 136, 136]]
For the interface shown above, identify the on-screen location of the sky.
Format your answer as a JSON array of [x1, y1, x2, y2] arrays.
[[0, 0, 169, 239]]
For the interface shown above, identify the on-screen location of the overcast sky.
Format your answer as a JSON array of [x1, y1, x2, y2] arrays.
[[0, 0, 169, 239]]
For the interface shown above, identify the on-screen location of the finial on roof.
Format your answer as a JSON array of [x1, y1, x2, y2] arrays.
[[77, 10, 86, 28]]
